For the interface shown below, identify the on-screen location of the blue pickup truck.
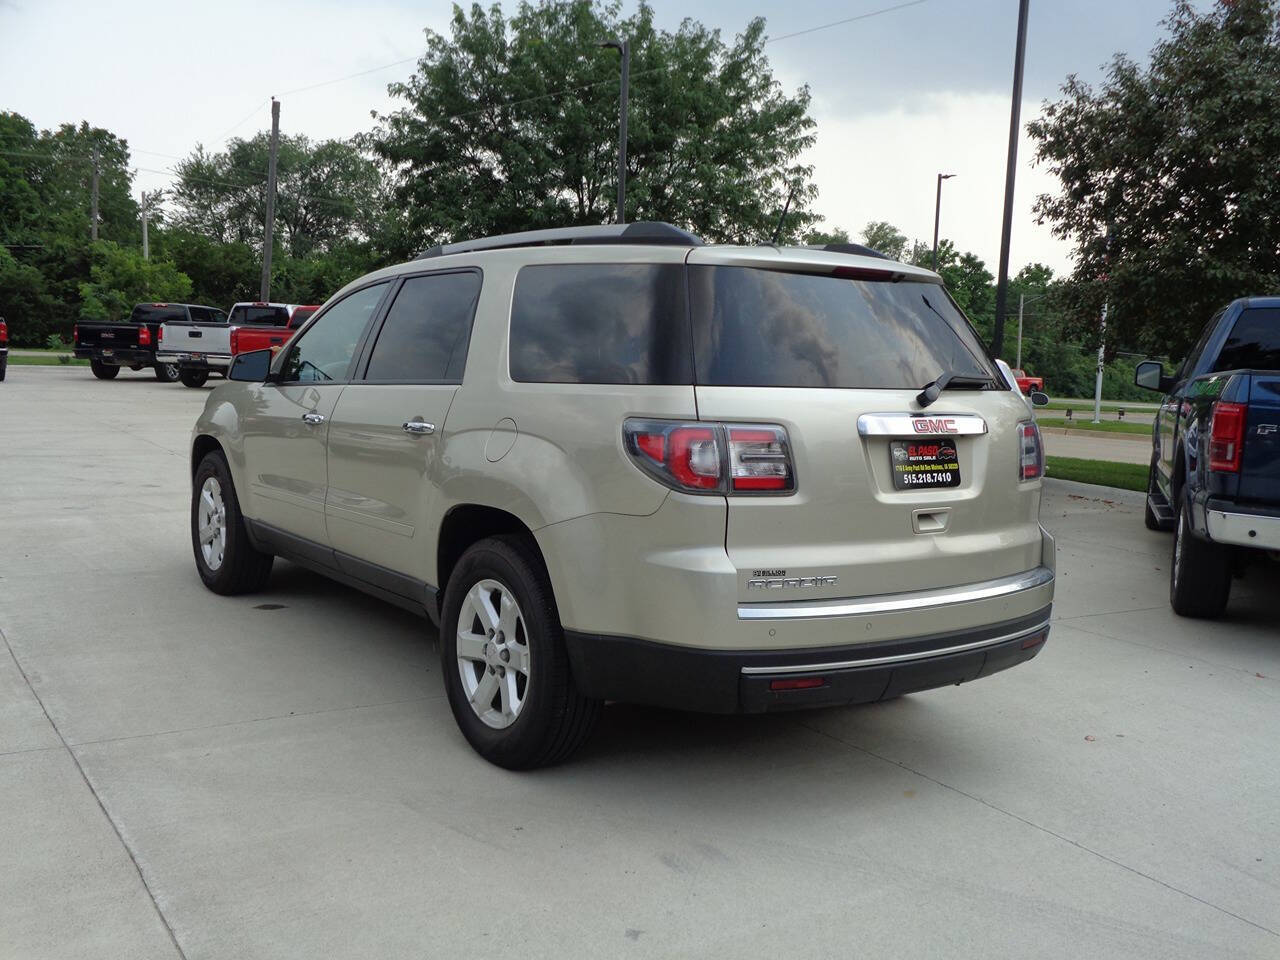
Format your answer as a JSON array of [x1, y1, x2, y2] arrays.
[[1136, 298, 1280, 617]]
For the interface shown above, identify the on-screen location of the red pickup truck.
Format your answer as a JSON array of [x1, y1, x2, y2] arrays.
[[228, 304, 319, 358], [1010, 368, 1045, 394]]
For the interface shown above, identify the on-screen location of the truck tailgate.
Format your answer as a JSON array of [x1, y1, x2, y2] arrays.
[[1241, 374, 1280, 504], [160, 323, 231, 357]]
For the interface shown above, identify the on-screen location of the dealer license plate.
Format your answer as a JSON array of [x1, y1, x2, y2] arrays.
[[889, 438, 961, 490]]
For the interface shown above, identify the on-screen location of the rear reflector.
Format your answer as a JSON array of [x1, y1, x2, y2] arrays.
[[1209, 401, 1246, 473], [1021, 632, 1048, 650], [769, 677, 827, 691]]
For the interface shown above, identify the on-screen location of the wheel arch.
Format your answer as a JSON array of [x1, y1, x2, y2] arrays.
[[191, 433, 225, 478], [436, 504, 551, 620]]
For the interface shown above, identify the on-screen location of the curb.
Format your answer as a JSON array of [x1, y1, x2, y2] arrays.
[[1043, 477, 1148, 506]]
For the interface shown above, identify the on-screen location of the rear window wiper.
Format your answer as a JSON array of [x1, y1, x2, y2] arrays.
[[916, 370, 994, 408]]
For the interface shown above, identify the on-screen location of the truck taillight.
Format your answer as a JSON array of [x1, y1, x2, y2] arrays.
[[1209, 401, 1247, 472], [230, 328, 239, 355], [0, 320, 7, 344], [73, 324, 78, 344], [138, 325, 151, 346], [1017, 421, 1044, 481], [623, 419, 794, 495], [157, 325, 163, 343]]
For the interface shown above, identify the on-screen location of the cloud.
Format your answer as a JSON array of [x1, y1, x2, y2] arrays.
[[804, 91, 1073, 275]]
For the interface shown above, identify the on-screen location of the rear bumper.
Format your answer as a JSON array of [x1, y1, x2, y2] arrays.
[[74, 347, 152, 365], [565, 608, 1052, 713], [155, 350, 231, 370], [1204, 500, 1280, 551]]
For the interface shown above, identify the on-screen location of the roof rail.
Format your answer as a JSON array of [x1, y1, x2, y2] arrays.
[[415, 221, 703, 259], [807, 242, 892, 261]]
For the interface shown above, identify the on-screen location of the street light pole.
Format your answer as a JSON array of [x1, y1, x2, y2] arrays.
[[932, 173, 955, 272], [600, 39, 630, 224], [990, 0, 1031, 358]]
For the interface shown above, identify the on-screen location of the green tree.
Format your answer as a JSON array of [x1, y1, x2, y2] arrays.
[[802, 226, 850, 246], [1029, 0, 1280, 360], [77, 242, 192, 322], [369, 0, 818, 255], [859, 221, 908, 260]]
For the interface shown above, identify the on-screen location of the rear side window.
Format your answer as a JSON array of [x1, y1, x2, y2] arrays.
[[364, 271, 481, 382], [130, 304, 187, 323], [290, 306, 319, 328], [509, 264, 691, 384], [231, 305, 290, 327], [688, 266, 996, 389], [1212, 309, 1280, 372]]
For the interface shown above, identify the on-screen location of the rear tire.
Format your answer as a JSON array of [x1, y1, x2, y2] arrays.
[[90, 360, 119, 380], [1170, 499, 1231, 618], [192, 450, 273, 595], [179, 368, 210, 388], [440, 536, 601, 769], [1144, 456, 1174, 532], [0, 357, 6, 381], [154, 361, 181, 383]]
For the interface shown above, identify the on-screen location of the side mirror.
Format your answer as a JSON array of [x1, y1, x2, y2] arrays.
[[1134, 359, 1165, 392], [228, 348, 273, 383], [1029, 391, 1050, 407]]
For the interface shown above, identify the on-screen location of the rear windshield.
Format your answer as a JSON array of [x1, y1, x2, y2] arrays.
[[688, 266, 997, 389], [509, 264, 690, 384], [1213, 308, 1280, 371], [130, 305, 187, 323], [290, 306, 319, 327], [231, 305, 291, 327]]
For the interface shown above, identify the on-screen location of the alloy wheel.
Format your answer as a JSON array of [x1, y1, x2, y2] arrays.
[[456, 578, 531, 729], [197, 476, 227, 571]]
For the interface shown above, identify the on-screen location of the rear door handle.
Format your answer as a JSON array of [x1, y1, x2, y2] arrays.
[[402, 420, 436, 435], [270, 337, 283, 344], [302, 412, 326, 425]]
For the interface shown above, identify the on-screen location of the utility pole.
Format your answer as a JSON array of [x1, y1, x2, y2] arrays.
[[990, 0, 1031, 358], [1016, 293, 1024, 369], [140, 190, 150, 260], [1093, 301, 1107, 423], [259, 97, 281, 302], [600, 39, 630, 224], [90, 147, 100, 242], [932, 173, 955, 272]]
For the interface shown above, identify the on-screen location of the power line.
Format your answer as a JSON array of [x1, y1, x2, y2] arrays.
[[764, 0, 935, 44], [280, 56, 420, 97], [208, 97, 270, 147]]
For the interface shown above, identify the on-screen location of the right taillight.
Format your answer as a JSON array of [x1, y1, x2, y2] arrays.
[[1209, 401, 1247, 473], [0, 319, 7, 344], [623, 419, 795, 495], [72, 324, 79, 344], [1017, 421, 1043, 481], [230, 328, 239, 355]]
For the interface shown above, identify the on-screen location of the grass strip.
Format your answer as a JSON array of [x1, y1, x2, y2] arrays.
[[1045, 456, 1147, 492]]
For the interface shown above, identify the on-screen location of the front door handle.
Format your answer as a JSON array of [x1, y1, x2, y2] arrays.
[[302, 412, 327, 425], [402, 420, 436, 435]]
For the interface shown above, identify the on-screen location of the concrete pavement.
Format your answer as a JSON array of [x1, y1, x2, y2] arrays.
[[2, 365, 1277, 959]]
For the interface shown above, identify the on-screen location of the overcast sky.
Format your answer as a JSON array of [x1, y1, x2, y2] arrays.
[[1, 0, 1204, 274]]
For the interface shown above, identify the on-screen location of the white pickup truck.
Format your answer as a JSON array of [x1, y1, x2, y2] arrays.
[[157, 302, 297, 388]]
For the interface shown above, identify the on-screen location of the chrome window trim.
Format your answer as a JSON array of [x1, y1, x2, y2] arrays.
[[740, 618, 1052, 675], [856, 412, 988, 436], [736, 566, 1053, 621]]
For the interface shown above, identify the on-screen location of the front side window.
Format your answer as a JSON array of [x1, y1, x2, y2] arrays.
[[688, 266, 996, 389], [364, 271, 481, 382], [278, 283, 387, 383], [1212, 308, 1280, 372], [509, 264, 690, 384]]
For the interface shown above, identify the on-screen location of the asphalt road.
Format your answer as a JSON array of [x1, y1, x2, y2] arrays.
[[2, 366, 1277, 960]]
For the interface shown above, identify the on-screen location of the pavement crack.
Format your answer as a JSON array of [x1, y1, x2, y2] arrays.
[[0, 625, 190, 960], [795, 719, 1280, 941]]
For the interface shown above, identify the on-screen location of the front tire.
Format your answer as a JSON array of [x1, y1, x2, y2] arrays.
[[179, 368, 210, 388], [440, 536, 600, 769], [1170, 499, 1231, 618], [191, 450, 273, 595], [90, 360, 119, 380], [154, 361, 181, 383]]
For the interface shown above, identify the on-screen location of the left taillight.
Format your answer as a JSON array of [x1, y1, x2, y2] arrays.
[[1017, 421, 1044, 481], [138, 325, 152, 346], [1209, 401, 1247, 473], [0, 319, 7, 344], [623, 419, 795, 495], [72, 324, 79, 344]]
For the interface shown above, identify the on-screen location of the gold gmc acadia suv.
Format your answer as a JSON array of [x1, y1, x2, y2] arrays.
[[189, 222, 1055, 768]]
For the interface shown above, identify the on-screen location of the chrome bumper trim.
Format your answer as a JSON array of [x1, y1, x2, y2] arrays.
[[1206, 509, 1280, 551], [740, 618, 1052, 675], [736, 566, 1054, 621]]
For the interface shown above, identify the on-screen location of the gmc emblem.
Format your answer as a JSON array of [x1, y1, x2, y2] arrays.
[[913, 417, 957, 434]]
